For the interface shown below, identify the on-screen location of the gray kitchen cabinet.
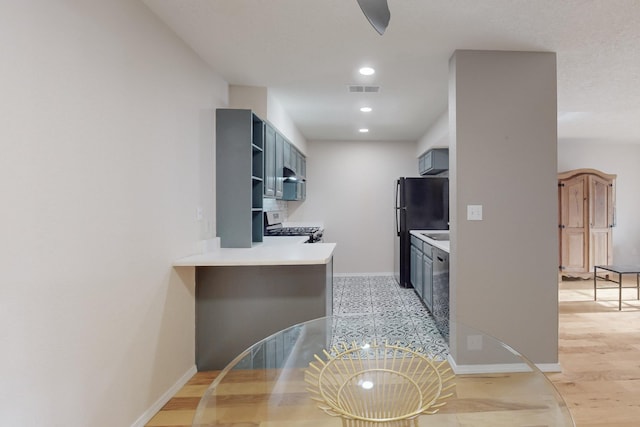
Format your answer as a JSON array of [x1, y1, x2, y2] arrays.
[[275, 132, 284, 198], [282, 143, 306, 201], [295, 148, 303, 177], [283, 139, 292, 171], [416, 251, 424, 300], [422, 243, 433, 312], [283, 180, 306, 201], [409, 233, 449, 342], [283, 142, 305, 177], [264, 123, 276, 198], [410, 240, 420, 297], [216, 109, 264, 247], [409, 236, 434, 313], [300, 152, 306, 179], [418, 148, 448, 175], [411, 236, 430, 303]]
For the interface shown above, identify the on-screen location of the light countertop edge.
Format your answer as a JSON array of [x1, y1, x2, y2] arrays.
[[410, 230, 450, 253], [173, 237, 336, 267]]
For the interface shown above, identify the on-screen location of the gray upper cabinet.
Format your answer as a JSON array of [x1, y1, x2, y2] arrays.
[[282, 139, 306, 201], [419, 148, 448, 175], [216, 109, 264, 248], [275, 132, 284, 199], [264, 123, 276, 198], [283, 149, 306, 201], [283, 140, 292, 171]]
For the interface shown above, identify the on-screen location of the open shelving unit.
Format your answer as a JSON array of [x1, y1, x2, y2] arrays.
[[216, 109, 265, 247], [251, 115, 264, 244]]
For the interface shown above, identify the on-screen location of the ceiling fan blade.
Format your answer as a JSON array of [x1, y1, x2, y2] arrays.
[[356, 0, 390, 35]]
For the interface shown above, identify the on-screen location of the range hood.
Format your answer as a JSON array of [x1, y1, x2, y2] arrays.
[[283, 166, 304, 182]]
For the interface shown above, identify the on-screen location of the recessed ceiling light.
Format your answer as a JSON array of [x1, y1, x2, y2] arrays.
[[360, 107, 372, 113], [359, 128, 369, 133], [359, 67, 375, 76]]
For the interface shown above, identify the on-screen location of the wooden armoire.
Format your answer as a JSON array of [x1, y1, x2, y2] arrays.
[[558, 169, 616, 278]]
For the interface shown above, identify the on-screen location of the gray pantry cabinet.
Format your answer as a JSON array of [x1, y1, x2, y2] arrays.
[[215, 109, 264, 248]]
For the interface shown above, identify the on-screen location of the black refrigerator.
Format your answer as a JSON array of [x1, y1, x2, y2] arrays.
[[394, 177, 449, 288]]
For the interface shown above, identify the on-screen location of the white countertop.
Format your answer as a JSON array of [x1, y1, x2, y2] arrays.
[[410, 230, 450, 253], [173, 236, 336, 267]]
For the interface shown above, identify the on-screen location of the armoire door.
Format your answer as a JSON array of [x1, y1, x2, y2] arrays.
[[559, 175, 588, 273], [558, 168, 616, 277], [589, 175, 614, 268]]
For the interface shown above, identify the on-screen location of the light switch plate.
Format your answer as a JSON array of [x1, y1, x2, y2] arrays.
[[467, 205, 483, 221]]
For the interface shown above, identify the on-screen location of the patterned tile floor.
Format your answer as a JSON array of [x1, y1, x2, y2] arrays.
[[331, 275, 449, 360]]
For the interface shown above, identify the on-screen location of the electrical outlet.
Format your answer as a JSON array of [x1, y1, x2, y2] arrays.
[[196, 207, 203, 221], [467, 334, 483, 350]]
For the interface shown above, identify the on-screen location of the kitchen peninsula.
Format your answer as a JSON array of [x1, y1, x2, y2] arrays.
[[174, 237, 336, 370]]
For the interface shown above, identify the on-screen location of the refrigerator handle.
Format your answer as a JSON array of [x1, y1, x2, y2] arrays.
[[394, 180, 401, 236]]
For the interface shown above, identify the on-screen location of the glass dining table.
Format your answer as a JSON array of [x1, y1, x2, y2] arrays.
[[192, 314, 574, 426]]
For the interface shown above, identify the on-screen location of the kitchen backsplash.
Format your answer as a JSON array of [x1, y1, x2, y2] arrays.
[[264, 199, 288, 219]]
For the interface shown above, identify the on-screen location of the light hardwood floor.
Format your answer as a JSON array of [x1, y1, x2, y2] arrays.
[[145, 277, 640, 427], [546, 276, 640, 427]]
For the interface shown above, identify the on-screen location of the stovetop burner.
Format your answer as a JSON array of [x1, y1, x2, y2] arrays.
[[263, 211, 323, 242], [264, 226, 320, 236]]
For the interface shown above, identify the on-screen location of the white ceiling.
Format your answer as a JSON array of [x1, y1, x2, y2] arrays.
[[143, 0, 640, 144]]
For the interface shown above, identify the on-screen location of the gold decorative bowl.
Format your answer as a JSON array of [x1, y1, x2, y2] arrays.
[[305, 341, 455, 427]]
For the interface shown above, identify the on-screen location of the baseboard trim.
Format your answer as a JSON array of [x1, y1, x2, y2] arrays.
[[536, 362, 562, 373], [448, 355, 562, 374], [131, 364, 197, 427]]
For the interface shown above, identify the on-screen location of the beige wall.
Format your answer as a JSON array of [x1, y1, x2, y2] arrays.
[[287, 140, 417, 274], [416, 109, 449, 156], [267, 94, 308, 154], [229, 85, 308, 153], [229, 85, 268, 119], [449, 50, 559, 365], [0, 1, 227, 425]]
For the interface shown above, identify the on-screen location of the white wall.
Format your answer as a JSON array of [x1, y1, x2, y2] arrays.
[[0, 1, 227, 425], [287, 140, 417, 274], [558, 141, 640, 262]]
